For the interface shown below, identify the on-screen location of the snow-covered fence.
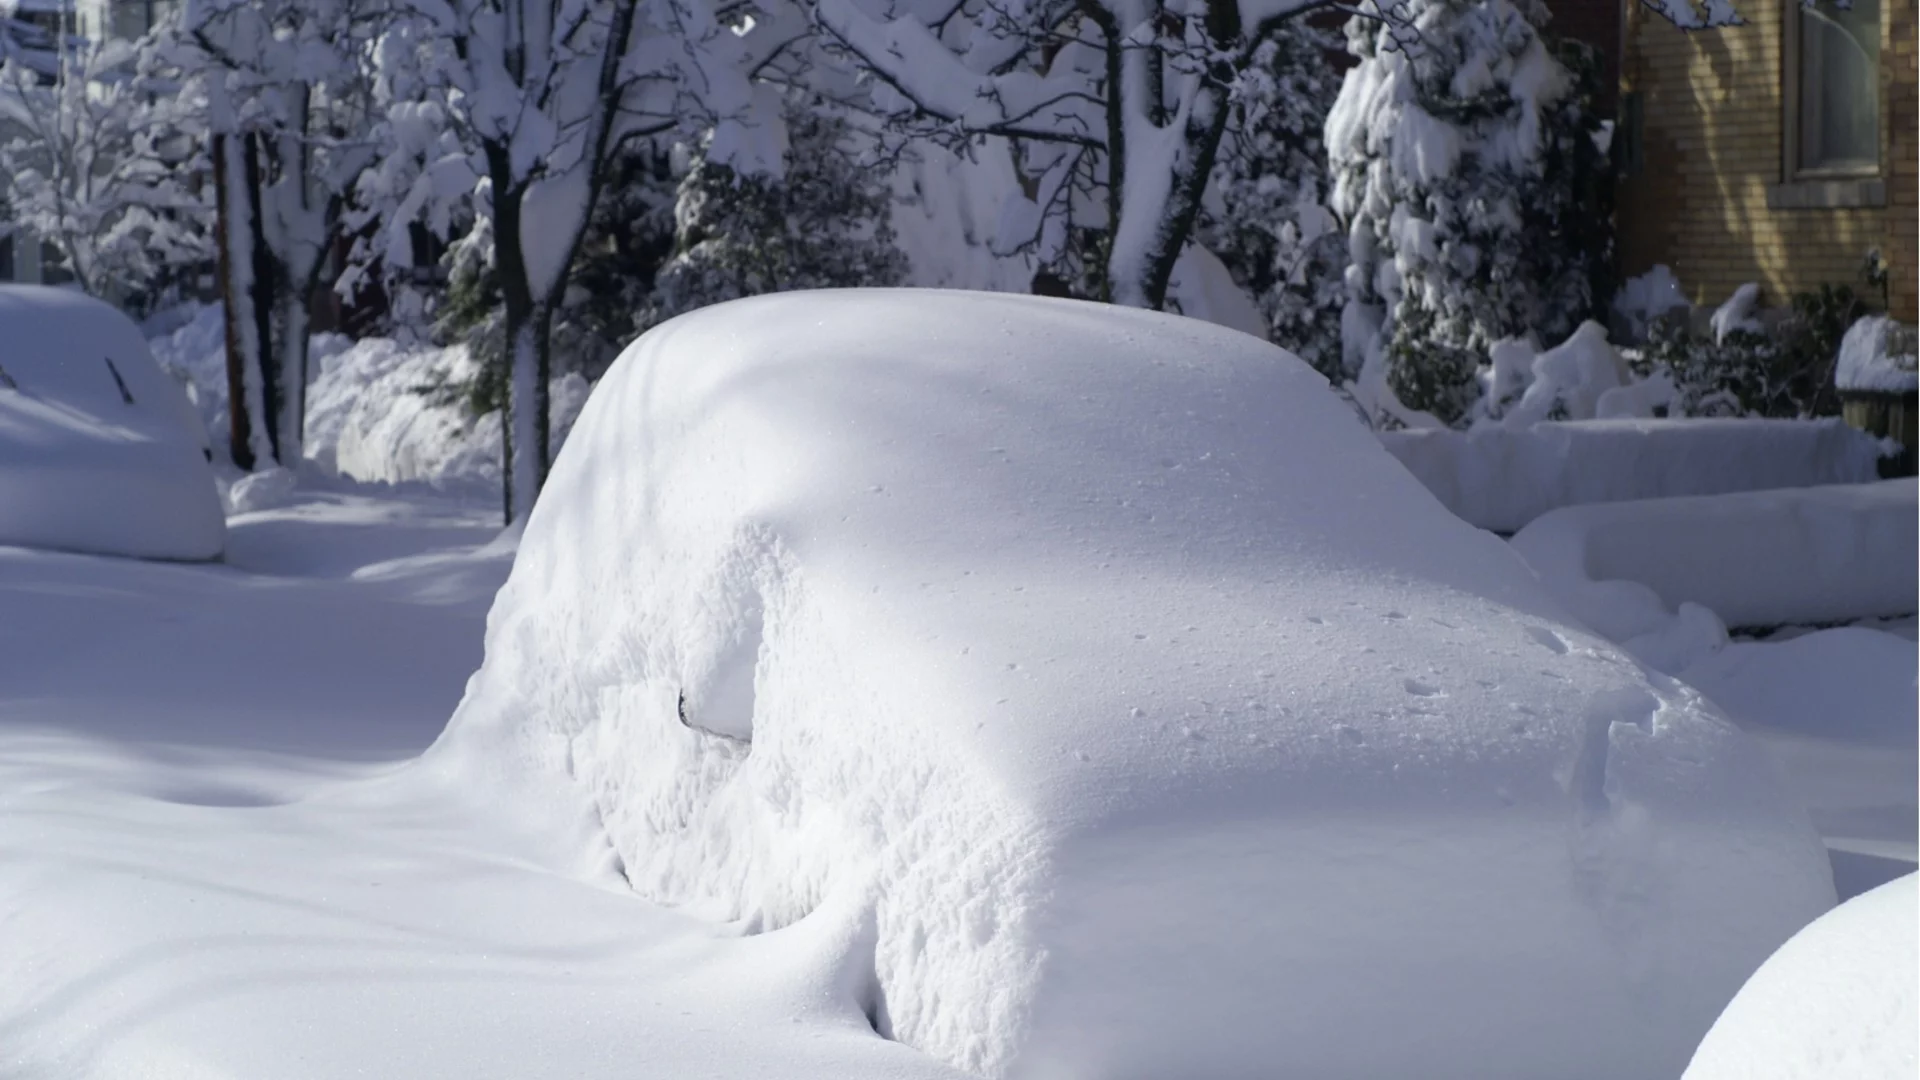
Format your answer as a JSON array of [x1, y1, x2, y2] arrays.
[[1382, 418, 1890, 534]]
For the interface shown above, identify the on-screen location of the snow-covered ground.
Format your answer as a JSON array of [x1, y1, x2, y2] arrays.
[[0, 483, 960, 1080]]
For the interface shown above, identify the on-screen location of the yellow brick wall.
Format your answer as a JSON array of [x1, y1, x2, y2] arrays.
[[1618, 0, 1918, 320]]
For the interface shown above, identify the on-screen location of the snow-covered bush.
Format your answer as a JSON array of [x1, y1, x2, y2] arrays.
[[1328, 0, 1613, 426], [1198, 26, 1347, 377], [433, 288, 1835, 1080], [644, 104, 908, 329], [1637, 283, 1863, 418]]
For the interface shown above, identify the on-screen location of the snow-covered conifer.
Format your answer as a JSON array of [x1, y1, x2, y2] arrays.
[[1199, 24, 1346, 378], [1327, 0, 1612, 427], [645, 103, 907, 327]]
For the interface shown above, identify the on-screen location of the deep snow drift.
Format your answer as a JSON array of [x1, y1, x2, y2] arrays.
[[1511, 480, 1918, 671], [433, 290, 1835, 1079], [1683, 873, 1917, 1080], [0, 286, 224, 559], [1380, 418, 1887, 533]]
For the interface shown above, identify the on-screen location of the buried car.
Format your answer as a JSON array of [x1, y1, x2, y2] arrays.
[[0, 286, 223, 560], [427, 290, 1834, 1079]]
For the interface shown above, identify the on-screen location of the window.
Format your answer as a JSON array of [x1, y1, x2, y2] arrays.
[[1795, 0, 1881, 175]]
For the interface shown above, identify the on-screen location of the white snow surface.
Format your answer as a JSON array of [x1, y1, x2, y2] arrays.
[[1835, 315, 1919, 395], [0, 286, 224, 560], [1683, 874, 1918, 1080], [1681, 627, 1918, 899], [434, 289, 1836, 1080], [0, 486, 961, 1080], [1512, 480, 1918, 667], [1492, 320, 1634, 427], [1382, 417, 1887, 533]]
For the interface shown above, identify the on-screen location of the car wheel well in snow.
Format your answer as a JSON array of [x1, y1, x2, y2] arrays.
[[676, 688, 752, 746]]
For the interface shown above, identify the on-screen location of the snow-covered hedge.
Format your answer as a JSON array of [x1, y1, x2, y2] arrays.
[[1510, 480, 1917, 670], [0, 286, 223, 560], [431, 290, 1834, 1080], [1383, 417, 1888, 533], [1683, 874, 1917, 1080]]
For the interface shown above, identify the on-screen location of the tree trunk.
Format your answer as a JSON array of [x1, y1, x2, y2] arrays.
[[502, 298, 553, 525], [215, 130, 277, 470], [211, 131, 255, 470], [271, 284, 310, 464]]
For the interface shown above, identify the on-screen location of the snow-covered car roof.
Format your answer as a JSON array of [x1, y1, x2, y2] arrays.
[[0, 285, 224, 559], [433, 289, 1834, 1079]]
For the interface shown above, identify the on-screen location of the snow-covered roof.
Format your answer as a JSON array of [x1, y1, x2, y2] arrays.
[[1835, 314, 1919, 395], [433, 289, 1835, 1080], [0, 285, 223, 559]]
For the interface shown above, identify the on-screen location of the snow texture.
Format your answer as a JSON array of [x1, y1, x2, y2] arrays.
[[1683, 874, 1918, 1080], [1680, 626, 1917, 900], [0, 286, 223, 560], [434, 289, 1835, 1080], [1513, 478, 1916, 633], [1835, 315, 1919, 395], [1382, 417, 1887, 533]]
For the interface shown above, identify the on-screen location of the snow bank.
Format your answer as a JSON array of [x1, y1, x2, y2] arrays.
[[1836, 315, 1919, 395], [1512, 480, 1917, 669], [1683, 873, 1917, 1080], [434, 290, 1834, 1080], [1382, 417, 1887, 533], [0, 286, 224, 560]]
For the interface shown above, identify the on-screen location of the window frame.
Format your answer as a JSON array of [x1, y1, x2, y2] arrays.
[[1781, 0, 1885, 183]]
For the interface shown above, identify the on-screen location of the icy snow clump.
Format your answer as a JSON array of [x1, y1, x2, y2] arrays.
[[432, 290, 1836, 1079], [0, 286, 223, 559], [1684, 873, 1917, 1080]]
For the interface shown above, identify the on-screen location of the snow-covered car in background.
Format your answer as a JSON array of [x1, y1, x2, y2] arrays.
[[431, 291, 1837, 1079], [0, 286, 224, 560]]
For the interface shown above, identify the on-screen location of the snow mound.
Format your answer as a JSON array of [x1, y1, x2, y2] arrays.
[[1382, 417, 1887, 533], [1513, 480, 1918, 670], [1684, 873, 1917, 1080], [0, 286, 224, 560], [433, 290, 1835, 1080], [1836, 315, 1919, 395], [1494, 320, 1632, 426]]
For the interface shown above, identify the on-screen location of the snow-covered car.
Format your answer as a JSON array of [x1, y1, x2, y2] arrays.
[[0, 285, 224, 560], [431, 290, 1835, 1079]]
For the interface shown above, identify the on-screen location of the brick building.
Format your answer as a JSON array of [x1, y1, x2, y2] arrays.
[[1608, 0, 1917, 320]]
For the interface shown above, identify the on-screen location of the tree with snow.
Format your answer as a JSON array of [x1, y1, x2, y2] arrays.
[[372, 0, 800, 523], [1198, 23, 1346, 377], [644, 101, 908, 327], [169, 0, 384, 469], [0, 32, 210, 308], [815, 0, 1401, 310], [1327, 0, 1612, 427]]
